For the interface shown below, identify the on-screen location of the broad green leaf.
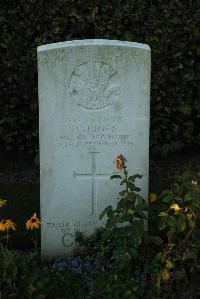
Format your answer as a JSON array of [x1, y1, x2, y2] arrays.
[[184, 192, 192, 202], [128, 174, 142, 182], [167, 216, 176, 226], [119, 190, 127, 196], [160, 190, 173, 198], [162, 194, 174, 203], [158, 212, 168, 217], [192, 190, 200, 203], [152, 236, 163, 246], [99, 205, 113, 220], [136, 202, 147, 211], [129, 248, 138, 257], [127, 192, 136, 202], [120, 179, 126, 185], [173, 270, 186, 280], [159, 218, 167, 230], [110, 174, 122, 180]]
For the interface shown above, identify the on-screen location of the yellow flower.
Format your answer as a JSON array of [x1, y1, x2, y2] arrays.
[[0, 219, 16, 231], [115, 155, 126, 171], [161, 269, 171, 281], [0, 199, 7, 207], [149, 193, 157, 202], [165, 260, 174, 269], [170, 203, 182, 211], [127, 208, 134, 215], [26, 213, 41, 230]]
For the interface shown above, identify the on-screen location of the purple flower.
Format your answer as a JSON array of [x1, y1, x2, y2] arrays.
[[136, 273, 147, 282]]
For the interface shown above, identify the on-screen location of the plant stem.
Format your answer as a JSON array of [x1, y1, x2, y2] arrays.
[[34, 230, 37, 251], [124, 166, 129, 210], [125, 170, 128, 193], [177, 210, 196, 249], [6, 230, 9, 247]]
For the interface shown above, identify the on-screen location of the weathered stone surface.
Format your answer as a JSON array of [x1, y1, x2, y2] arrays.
[[37, 39, 151, 260]]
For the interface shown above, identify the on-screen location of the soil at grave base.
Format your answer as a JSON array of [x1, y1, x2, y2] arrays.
[[0, 147, 200, 184]]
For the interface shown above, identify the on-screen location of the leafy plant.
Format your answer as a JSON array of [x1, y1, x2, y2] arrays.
[[0, 157, 200, 298], [76, 157, 200, 298]]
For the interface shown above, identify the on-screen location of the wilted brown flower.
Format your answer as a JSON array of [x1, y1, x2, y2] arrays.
[[115, 155, 126, 171]]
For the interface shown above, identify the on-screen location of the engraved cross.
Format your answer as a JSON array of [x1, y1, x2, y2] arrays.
[[74, 152, 112, 215]]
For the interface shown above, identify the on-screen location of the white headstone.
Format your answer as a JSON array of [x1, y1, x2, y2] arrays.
[[37, 39, 151, 260]]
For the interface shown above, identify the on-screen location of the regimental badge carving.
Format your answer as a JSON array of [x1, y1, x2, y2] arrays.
[[69, 61, 120, 109]]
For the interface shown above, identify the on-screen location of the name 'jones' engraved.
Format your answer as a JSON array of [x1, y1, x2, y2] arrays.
[[69, 61, 120, 109]]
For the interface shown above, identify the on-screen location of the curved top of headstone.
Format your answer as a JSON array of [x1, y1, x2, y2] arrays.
[[37, 39, 150, 52]]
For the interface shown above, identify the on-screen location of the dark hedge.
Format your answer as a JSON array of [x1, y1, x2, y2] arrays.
[[1, 0, 199, 157]]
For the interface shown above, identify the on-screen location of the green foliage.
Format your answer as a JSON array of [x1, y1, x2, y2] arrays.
[[0, 245, 86, 298], [0, 159, 200, 297], [76, 161, 200, 298], [1, 0, 199, 156]]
